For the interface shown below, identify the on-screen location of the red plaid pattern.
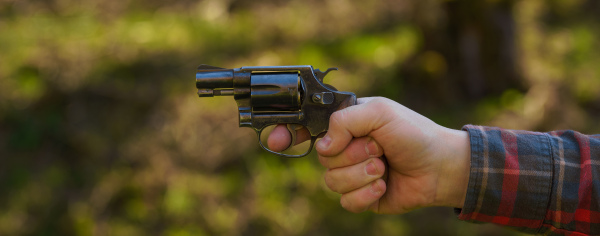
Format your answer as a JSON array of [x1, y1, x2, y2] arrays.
[[457, 125, 600, 235]]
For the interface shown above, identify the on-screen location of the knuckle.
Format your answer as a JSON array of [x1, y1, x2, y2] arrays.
[[370, 98, 392, 114], [340, 196, 361, 213], [340, 196, 353, 212], [369, 98, 395, 125], [329, 110, 346, 127], [318, 155, 329, 168], [368, 97, 389, 107], [369, 96, 384, 104], [370, 99, 387, 111], [323, 172, 339, 193], [340, 196, 348, 209]]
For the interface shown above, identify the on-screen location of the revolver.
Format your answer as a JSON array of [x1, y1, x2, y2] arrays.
[[196, 65, 356, 157]]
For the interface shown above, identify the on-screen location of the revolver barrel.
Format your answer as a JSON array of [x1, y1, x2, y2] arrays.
[[196, 65, 246, 97]]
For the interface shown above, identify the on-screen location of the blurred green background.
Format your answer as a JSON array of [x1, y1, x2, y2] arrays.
[[1, 0, 600, 235]]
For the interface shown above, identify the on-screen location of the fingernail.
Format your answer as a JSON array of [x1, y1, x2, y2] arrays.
[[365, 138, 379, 157], [365, 160, 378, 176], [318, 135, 331, 150], [370, 180, 382, 195]]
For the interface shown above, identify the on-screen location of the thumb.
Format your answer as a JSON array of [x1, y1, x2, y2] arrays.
[[316, 97, 389, 157]]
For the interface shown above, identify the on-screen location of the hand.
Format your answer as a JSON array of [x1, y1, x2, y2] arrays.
[[267, 97, 471, 214]]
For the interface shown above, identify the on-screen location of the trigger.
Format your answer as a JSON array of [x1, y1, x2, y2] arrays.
[[284, 124, 303, 151]]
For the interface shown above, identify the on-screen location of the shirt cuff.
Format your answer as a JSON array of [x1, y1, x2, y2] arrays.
[[456, 125, 554, 234]]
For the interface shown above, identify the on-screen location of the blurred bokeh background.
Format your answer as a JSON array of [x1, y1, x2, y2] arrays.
[[1, 0, 599, 235]]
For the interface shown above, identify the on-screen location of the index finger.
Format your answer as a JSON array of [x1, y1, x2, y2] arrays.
[[266, 124, 310, 152]]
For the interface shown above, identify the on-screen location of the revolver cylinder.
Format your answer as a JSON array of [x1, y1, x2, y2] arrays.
[[251, 72, 301, 111]]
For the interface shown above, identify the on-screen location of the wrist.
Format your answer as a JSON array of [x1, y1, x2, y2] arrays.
[[433, 127, 471, 208]]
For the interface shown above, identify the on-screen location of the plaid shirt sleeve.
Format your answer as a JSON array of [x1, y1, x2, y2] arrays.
[[457, 125, 600, 235]]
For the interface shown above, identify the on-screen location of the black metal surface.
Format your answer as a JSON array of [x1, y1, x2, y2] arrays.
[[196, 65, 357, 157]]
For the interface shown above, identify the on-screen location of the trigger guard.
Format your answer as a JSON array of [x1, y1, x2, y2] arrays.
[[284, 124, 303, 152]]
